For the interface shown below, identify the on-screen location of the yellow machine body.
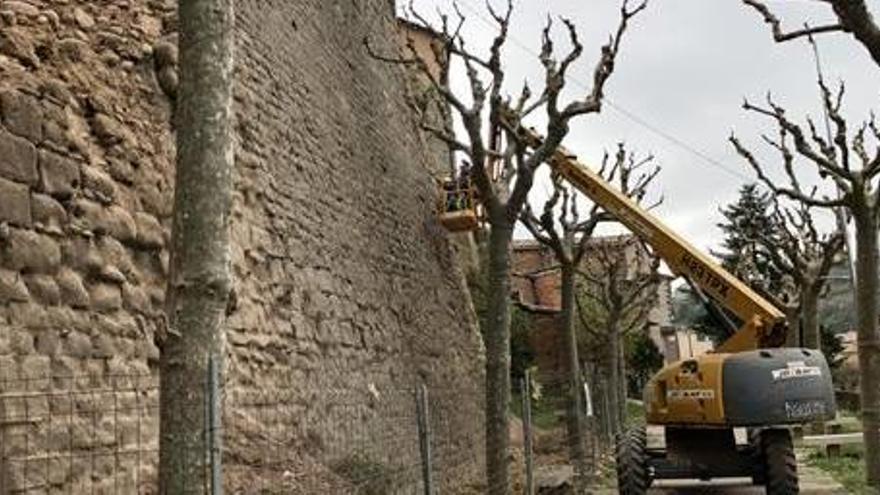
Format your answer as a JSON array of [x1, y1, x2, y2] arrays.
[[645, 354, 728, 425]]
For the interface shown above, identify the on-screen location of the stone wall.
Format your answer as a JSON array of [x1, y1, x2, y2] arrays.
[[0, 0, 484, 492], [227, 1, 484, 489], [0, 0, 172, 491]]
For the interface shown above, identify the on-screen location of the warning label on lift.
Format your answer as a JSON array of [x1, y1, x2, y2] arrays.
[[667, 389, 715, 401], [771, 361, 822, 381]]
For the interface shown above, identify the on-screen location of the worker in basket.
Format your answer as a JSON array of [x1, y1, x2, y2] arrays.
[[437, 160, 480, 232], [444, 160, 473, 212]]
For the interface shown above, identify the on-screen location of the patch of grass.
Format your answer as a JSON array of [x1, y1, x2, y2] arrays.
[[511, 389, 564, 430], [625, 400, 645, 424], [834, 411, 864, 434], [806, 446, 872, 494]]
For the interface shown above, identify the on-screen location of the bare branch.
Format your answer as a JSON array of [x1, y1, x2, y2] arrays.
[[742, 0, 844, 42], [560, 0, 647, 119], [520, 203, 560, 254], [730, 133, 847, 208]]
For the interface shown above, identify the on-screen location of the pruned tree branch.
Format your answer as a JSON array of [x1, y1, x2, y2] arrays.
[[743, 0, 880, 67], [519, 144, 661, 269], [743, 0, 844, 42]]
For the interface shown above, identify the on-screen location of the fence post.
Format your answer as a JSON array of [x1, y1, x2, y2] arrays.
[[207, 355, 223, 495], [521, 371, 534, 495], [416, 384, 434, 495], [582, 380, 595, 478]]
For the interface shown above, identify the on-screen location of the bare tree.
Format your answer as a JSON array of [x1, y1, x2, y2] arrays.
[[742, 0, 880, 67], [755, 199, 844, 349], [730, 80, 880, 487], [368, 2, 646, 492], [575, 235, 661, 437], [519, 144, 659, 489], [159, 0, 234, 492]]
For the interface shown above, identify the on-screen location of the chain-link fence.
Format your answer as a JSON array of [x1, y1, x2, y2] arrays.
[[0, 361, 634, 494], [0, 373, 159, 494], [0, 361, 489, 494], [513, 368, 625, 494]]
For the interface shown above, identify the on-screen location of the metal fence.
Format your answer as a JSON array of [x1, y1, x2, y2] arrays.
[[0, 363, 623, 494], [0, 372, 159, 494], [0, 362, 490, 494], [515, 368, 623, 494]]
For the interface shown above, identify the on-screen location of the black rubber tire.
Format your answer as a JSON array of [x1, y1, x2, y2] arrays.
[[762, 428, 798, 495], [616, 425, 651, 495], [749, 427, 767, 485]]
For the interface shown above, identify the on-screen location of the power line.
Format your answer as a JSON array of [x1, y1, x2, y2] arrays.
[[448, 0, 754, 181]]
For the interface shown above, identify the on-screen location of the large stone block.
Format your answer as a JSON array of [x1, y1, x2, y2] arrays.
[[23, 274, 60, 306], [133, 211, 164, 249], [62, 237, 103, 275], [0, 130, 37, 184], [34, 330, 59, 356], [56, 268, 90, 308], [38, 149, 80, 198], [92, 333, 115, 358], [30, 193, 67, 233], [0, 89, 42, 141], [89, 283, 122, 312], [20, 354, 50, 387], [0, 355, 15, 383], [0, 268, 29, 303], [63, 331, 92, 359], [82, 165, 116, 204], [0, 176, 31, 226], [0, 26, 39, 68], [71, 199, 136, 242], [2, 228, 61, 273], [122, 282, 151, 315], [106, 205, 136, 243]]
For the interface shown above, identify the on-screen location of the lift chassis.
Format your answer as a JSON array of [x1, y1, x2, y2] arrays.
[[508, 116, 836, 494]]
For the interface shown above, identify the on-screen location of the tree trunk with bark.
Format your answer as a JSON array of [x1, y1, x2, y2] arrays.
[[617, 339, 627, 427], [784, 302, 800, 347], [607, 317, 622, 438], [485, 221, 514, 495], [854, 208, 880, 486], [800, 285, 821, 350], [560, 263, 589, 488], [159, 0, 234, 493]]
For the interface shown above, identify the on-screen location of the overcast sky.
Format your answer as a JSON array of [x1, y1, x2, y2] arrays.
[[404, 0, 880, 254]]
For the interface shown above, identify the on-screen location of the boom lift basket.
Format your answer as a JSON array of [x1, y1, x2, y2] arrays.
[[437, 178, 479, 232]]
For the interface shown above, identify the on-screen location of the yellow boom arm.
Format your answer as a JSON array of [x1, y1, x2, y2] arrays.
[[517, 127, 786, 352]]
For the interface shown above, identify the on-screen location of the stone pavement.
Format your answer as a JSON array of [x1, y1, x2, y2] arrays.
[[646, 454, 846, 493]]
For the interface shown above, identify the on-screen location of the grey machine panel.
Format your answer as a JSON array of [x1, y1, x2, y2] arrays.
[[722, 348, 836, 426]]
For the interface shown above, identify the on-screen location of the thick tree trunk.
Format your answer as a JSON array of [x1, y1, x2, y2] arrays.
[[607, 319, 622, 438], [853, 209, 880, 487], [617, 339, 627, 427], [784, 303, 801, 347], [560, 263, 589, 488], [800, 285, 821, 350], [159, 0, 234, 493], [829, 0, 880, 67], [485, 221, 514, 495]]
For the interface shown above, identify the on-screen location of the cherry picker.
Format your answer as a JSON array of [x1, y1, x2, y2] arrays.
[[440, 118, 836, 494]]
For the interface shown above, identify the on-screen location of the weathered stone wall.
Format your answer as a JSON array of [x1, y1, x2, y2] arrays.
[[227, 0, 485, 488], [0, 0, 484, 491], [0, 0, 173, 491]]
